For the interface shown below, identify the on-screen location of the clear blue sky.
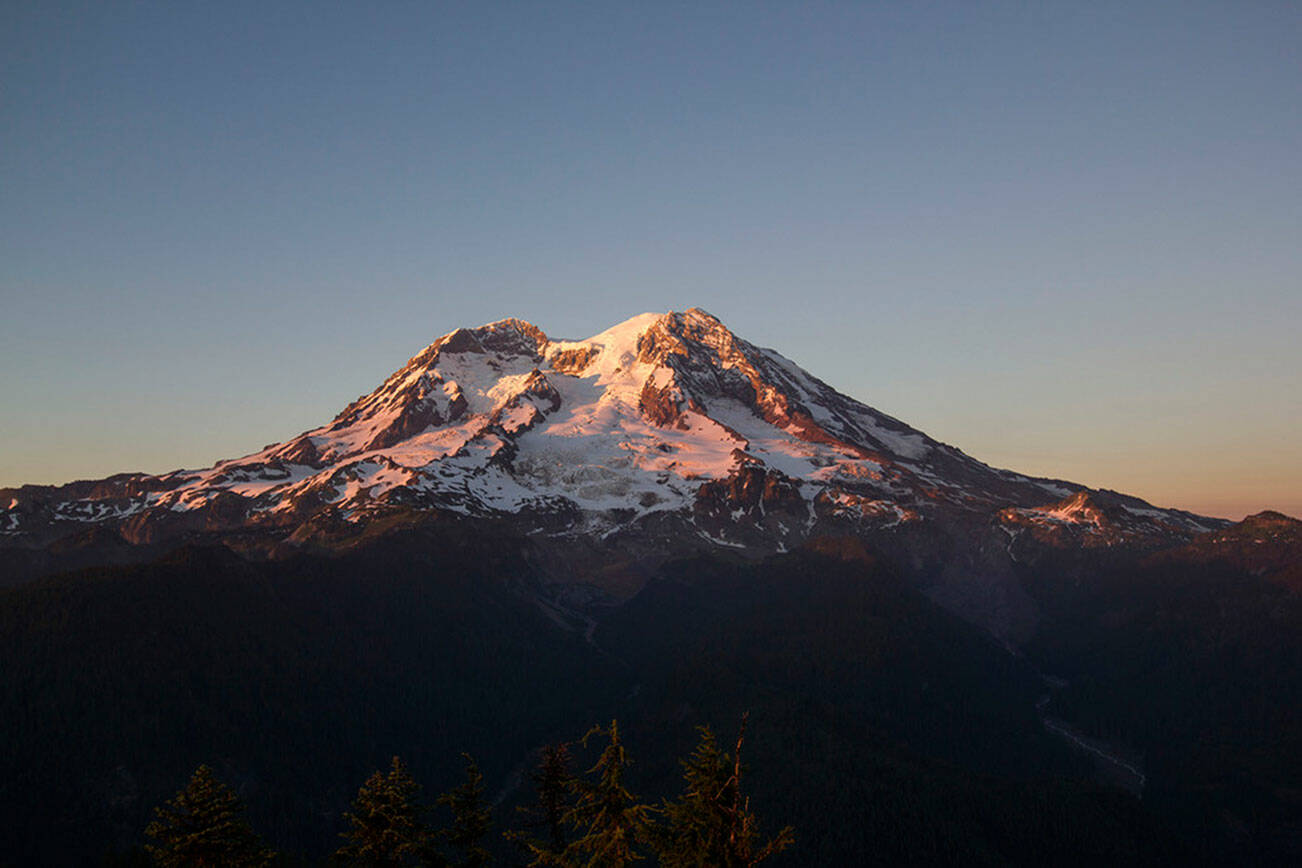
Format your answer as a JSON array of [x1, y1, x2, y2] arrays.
[[2, 1, 1299, 519]]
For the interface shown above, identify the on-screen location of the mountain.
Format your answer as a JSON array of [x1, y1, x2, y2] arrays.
[[0, 308, 1296, 864], [0, 308, 1220, 635]]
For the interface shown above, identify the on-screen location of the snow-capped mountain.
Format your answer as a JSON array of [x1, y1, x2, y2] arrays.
[[2, 308, 1218, 559]]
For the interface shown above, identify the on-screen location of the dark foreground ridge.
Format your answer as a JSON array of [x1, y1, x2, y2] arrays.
[[3, 521, 1298, 864]]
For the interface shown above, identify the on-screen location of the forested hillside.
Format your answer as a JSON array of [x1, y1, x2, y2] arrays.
[[0, 527, 1199, 865]]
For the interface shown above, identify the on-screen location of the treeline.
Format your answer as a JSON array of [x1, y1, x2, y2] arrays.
[[137, 716, 791, 867]]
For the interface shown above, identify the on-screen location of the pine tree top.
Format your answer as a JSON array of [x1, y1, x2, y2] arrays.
[[145, 765, 274, 868], [561, 720, 655, 868], [438, 753, 492, 868], [336, 756, 430, 867]]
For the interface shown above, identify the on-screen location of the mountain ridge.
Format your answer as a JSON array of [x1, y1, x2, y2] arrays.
[[1, 308, 1226, 625]]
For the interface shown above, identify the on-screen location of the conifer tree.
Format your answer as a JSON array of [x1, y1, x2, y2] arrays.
[[655, 715, 793, 867], [336, 756, 434, 867], [436, 753, 492, 868], [506, 743, 574, 866], [561, 720, 653, 868], [144, 764, 274, 868]]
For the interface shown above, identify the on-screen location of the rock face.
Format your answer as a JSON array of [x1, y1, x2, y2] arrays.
[[996, 489, 1216, 554], [0, 308, 1226, 628]]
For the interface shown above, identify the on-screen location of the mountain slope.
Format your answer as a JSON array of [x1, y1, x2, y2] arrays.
[[0, 533, 1189, 865], [0, 309, 1218, 587], [1016, 511, 1302, 863]]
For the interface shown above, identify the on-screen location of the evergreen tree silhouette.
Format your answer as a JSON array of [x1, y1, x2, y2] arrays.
[[655, 715, 793, 867], [561, 720, 653, 867], [436, 753, 492, 868], [336, 756, 435, 867], [506, 743, 574, 866], [144, 764, 274, 868]]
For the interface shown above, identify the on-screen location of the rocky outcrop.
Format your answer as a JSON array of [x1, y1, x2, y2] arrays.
[[548, 345, 599, 375], [638, 376, 685, 428], [996, 489, 1214, 553]]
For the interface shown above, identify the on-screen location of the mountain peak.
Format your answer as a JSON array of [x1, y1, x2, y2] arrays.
[[420, 317, 550, 361], [1243, 510, 1300, 527], [1, 309, 1222, 566], [663, 306, 727, 331]]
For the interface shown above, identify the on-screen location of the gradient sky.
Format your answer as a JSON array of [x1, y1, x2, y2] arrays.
[[2, 1, 1299, 520]]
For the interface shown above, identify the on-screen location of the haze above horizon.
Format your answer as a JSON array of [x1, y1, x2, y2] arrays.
[[2, 2, 1299, 520]]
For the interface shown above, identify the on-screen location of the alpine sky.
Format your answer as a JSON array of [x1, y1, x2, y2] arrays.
[[2, 1, 1298, 519]]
